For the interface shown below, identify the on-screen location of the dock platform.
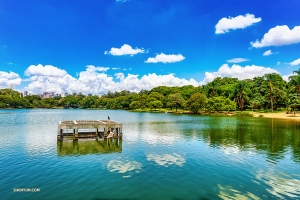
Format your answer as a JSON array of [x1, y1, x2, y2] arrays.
[[57, 120, 122, 141]]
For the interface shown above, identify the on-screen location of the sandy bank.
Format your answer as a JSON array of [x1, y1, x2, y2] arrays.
[[252, 111, 300, 120]]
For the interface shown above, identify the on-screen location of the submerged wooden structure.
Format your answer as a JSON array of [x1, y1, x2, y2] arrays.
[[57, 120, 122, 141], [57, 139, 122, 156]]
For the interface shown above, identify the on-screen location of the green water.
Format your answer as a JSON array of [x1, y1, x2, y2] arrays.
[[0, 109, 300, 199]]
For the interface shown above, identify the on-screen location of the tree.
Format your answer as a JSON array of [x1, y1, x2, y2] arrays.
[[167, 93, 185, 112], [81, 96, 98, 108], [205, 80, 219, 98], [231, 80, 250, 111], [288, 94, 300, 116], [149, 100, 163, 110], [207, 96, 234, 112], [129, 101, 139, 110], [289, 69, 300, 100], [186, 92, 207, 114], [265, 73, 285, 112]]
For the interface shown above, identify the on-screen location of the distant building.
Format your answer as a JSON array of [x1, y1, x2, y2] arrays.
[[23, 91, 28, 97]]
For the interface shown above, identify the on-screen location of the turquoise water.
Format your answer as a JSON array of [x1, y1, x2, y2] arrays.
[[1, 109, 300, 199]]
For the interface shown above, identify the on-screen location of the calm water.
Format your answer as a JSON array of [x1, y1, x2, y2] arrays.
[[1, 109, 300, 200]]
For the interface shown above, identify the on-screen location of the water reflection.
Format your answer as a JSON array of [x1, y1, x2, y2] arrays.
[[57, 139, 122, 156], [218, 184, 260, 200], [199, 118, 300, 164], [146, 153, 185, 167], [256, 169, 300, 199], [107, 160, 142, 175]]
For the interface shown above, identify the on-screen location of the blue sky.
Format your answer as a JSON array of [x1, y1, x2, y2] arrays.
[[0, 0, 300, 94]]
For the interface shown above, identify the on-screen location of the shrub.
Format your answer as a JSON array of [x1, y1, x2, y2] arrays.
[[235, 112, 254, 117]]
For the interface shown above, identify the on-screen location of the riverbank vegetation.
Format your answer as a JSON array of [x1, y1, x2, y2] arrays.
[[1, 71, 300, 114]]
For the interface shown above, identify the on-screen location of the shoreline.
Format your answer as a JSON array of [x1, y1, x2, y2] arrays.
[[252, 112, 300, 120], [1, 107, 300, 121]]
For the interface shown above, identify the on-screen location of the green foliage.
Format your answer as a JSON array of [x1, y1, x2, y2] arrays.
[[231, 80, 250, 111], [129, 101, 139, 110], [207, 96, 235, 112], [167, 93, 185, 112], [264, 73, 286, 112], [149, 100, 163, 110], [1, 71, 299, 112], [235, 112, 254, 117], [186, 92, 207, 114]]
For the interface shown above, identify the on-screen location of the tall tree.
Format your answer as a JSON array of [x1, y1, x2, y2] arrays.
[[231, 80, 249, 111], [289, 69, 300, 100], [264, 73, 285, 112]]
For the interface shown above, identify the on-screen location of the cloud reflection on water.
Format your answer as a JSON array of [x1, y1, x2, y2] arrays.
[[107, 160, 142, 175], [256, 169, 300, 199], [218, 184, 260, 200], [146, 153, 185, 167]]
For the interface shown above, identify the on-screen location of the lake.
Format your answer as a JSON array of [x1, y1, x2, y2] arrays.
[[1, 109, 300, 199]]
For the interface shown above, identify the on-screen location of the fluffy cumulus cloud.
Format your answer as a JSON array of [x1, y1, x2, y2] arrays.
[[251, 25, 300, 48], [200, 64, 278, 85], [25, 64, 67, 77], [290, 58, 300, 66], [104, 44, 146, 56], [0, 71, 22, 88], [215, 13, 261, 34], [145, 53, 185, 63], [226, 58, 249, 63], [22, 64, 198, 95]]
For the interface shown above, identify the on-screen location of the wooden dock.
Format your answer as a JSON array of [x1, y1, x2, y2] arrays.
[[57, 120, 123, 141]]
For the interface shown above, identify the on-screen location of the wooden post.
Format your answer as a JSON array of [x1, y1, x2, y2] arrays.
[[60, 129, 63, 140], [73, 129, 78, 141]]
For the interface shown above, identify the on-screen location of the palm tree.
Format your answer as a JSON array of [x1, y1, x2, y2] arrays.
[[265, 73, 284, 112], [231, 80, 249, 111], [289, 69, 300, 100]]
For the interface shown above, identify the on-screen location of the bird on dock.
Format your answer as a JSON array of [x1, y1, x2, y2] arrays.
[[108, 116, 110, 120]]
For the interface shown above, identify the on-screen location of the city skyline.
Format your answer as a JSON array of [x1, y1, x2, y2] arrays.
[[1, 0, 300, 94]]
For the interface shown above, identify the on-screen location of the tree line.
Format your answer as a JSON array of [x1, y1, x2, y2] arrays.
[[1, 70, 300, 113]]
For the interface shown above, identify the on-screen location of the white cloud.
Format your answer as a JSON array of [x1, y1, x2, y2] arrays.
[[200, 64, 278, 85], [104, 44, 146, 56], [85, 65, 109, 72], [263, 50, 274, 56], [277, 62, 281, 65], [115, 72, 125, 81], [112, 67, 120, 70], [226, 58, 249, 63], [282, 73, 296, 82], [263, 50, 271, 56], [25, 64, 67, 77], [0, 71, 22, 88], [23, 64, 198, 95], [215, 13, 261, 34], [251, 25, 300, 48], [290, 58, 300, 66], [145, 53, 185, 63]]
